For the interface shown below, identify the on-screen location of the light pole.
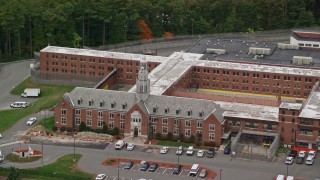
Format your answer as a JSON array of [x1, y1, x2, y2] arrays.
[[41, 141, 44, 165], [177, 140, 180, 166], [286, 164, 288, 177], [73, 134, 76, 162], [117, 158, 120, 180], [219, 169, 222, 180]]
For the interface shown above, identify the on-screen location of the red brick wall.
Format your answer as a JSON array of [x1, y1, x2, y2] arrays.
[[54, 99, 74, 129], [202, 114, 223, 146]]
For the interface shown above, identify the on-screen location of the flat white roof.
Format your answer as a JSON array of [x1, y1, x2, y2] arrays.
[[216, 101, 279, 122], [279, 102, 303, 110], [41, 46, 167, 63], [300, 87, 320, 119]]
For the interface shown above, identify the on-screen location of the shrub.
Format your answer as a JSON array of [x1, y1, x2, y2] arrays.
[[59, 126, 66, 132], [113, 127, 119, 135], [116, 135, 121, 139], [189, 135, 195, 143], [95, 129, 103, 134], [79, 122, 86, 132], [52, 126, 58, 131], [195, 142, 202, 147], [102, 123, 108, 133], [155, 133, 161, 140], [178, 133, 184, 142], [167, 132, 173, 140], [204, 141, 216, 147], [66, 127, 73, 132]]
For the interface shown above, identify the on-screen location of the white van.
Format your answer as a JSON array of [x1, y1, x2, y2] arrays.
[[276, 175, 285, 180], [10, 102, 27, 108], [189, 164, 199, 176], [115, 140, 124, 150], [0, 150, 4, 162]]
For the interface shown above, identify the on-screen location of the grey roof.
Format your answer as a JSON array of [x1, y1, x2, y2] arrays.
[[145, 95, 225, 122], [187, 38, 320, 67], [65, 87, 137, 112], [64, 87, 225, 122]]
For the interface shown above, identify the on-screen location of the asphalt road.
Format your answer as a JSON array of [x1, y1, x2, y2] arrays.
[[0, 143, 319, 180], [0, 60, 35, 110]]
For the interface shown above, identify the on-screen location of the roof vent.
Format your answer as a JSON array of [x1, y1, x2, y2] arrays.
[[292, 56, 313, 65], [277, 43, 299, 50], [249, 47, 271, 55], [206, 48, 226, 55]]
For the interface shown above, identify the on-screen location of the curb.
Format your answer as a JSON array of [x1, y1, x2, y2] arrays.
[[0, 59, 35, 65]]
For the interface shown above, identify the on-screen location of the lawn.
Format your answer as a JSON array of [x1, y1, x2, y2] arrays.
[[0, 77, 74, 133], [36, 117, 55, 130], [157, 140, 191, 148], [0, 154, 94, 180], [5, 153, 41, 163]]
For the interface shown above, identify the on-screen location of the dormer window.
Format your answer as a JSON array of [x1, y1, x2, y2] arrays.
[[199, 109, 204, 117], [187, 108, 192, 116], [176, 108, 181, 115], [165, 107, 169, 114], [111, 101, 116, 108], [100, 100, 105, 107], [153, 105, 158, 113], [77, 97, 82, 105], [89, 98, 93, 106], [122, 102, 127, 109]]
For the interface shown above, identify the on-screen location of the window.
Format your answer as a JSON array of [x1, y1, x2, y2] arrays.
[[228, 120, 240, 127], [151, 125, 156, 133], [245, 122, 258, 128], [97, 119, 103, 127], [209, 124, 215, 131], [120, 122, 125, 130], [173, 127, 179, 135], [86, 118, 92, 126], [61, 109, 67, 115], [98, 111, 103, 118], [153, 107, 157, 113], [185, 120, 191, 127], [120, 114, 125, 120], [75, 109, 81, 116], [109, 113, 114, 119], [174, 119, 179, 126], [185, 129, 191, 137], [86, 110, 92, 117], [122, 103, 127, 109], [209, 133, 215, 141], [165, 107, 169, 114], [162, 118, 168, 125], [197, 122, 202, 128], [61, 117, 67, 125], [162, 126, 168, 134], [75, 117, 81, 125], [196, 130, 202, 135], [109, 121, 114, 128], [176, 109, 180, 115], [187, 109, 192, 116], [150, 117, 157, 123], [299, 129, 312, 135]]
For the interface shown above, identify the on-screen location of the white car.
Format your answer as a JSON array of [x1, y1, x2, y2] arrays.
[[127, 143, 135, 151], [26, 117, 37, 125], [197, 150, 204, 157], [308, 150, 316, 159], [160, 146, 169, 154], [306, 156, 314, 165], [298, 151, 306, 158], [176, 146, 183, 155], [285, 157, 294, 165], [0, 134, 2, 138], [95, 174, 106, 180]]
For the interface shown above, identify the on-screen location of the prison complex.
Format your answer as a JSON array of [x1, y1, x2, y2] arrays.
[[33, 30, 320, 154]]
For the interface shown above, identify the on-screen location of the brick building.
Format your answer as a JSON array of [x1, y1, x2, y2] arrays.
[[46, 31, 320, 150]]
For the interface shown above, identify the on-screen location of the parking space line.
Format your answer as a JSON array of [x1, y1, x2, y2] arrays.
[[163, 168, 167, 174], [179, 170, 183, 176], [112, 177, 116, 180]]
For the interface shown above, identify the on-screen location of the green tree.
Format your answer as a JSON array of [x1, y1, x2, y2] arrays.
[[7, 166, 19, 180], [79, 122, 86, 132]]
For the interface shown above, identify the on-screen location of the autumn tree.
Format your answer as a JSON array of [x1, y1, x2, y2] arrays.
[[138, 19, 153, 40]]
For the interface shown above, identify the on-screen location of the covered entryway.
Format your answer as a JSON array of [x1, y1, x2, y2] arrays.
[[130, 111, 142, 137], [134, 127, 139, 137]]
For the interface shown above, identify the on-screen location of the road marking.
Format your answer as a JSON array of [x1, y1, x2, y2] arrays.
[[163, 168, 167, 174], [0, 141, 20, 148], [179, 170, 183, 176], [112, 177, 116, 180]]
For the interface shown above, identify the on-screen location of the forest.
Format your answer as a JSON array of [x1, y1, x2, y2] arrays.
[[0, 0, 319, 62]]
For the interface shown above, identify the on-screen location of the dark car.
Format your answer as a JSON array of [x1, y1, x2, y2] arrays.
[[173, 164, 182, 175], [288, 150, 298, 158], [140, 162, 150, 171], [124, 161, 134, 169], [224, 146, 231, 154], [207, 148, 215, 158], [296, 157, 304, 164], [148, 163, 159, 172]]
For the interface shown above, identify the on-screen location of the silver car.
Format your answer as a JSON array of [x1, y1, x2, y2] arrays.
[[198, 169, 208, 178]]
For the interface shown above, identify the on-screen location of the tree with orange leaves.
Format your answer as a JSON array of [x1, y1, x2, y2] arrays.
[[163, 32, 174, 38], [138, 19, 153, 40]]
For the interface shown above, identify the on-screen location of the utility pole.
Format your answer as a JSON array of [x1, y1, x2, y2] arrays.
[[117, 158, 120, 180], [41, 141, 44, 165]]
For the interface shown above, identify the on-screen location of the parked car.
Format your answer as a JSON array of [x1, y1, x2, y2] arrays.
[[148, 163, 159, 172], [160, 146, 169, 154], [95, 174, 106, 180], [308, 150, 316, 159], [207, 148, 215, 158], [285, 157, 294, 165], [124, 161, 134, 169], [197, 150, 204, 157], [176, 146, 184, 155], [298, 151, 306, 158], [140, 162, 150, 171], [173, 164, 182, 175], [198, 169, 208, 178], [186, 146, 194, 156], [296, 157, 304, 164], [0, 134, 2, 138], [306, 156, 314, 165], [224, 146, 231, 154], [288, 150, 297, 158], [26, 117, 37, 125], [127, 143, 135, 151]]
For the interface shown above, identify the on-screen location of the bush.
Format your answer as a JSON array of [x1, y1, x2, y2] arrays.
[[113, 127, 119, 135], [79, 122, 86, 132], [52, 126, 58, 131], [167, 132, 173, 140], [195, 142, 202, 147], [59, 126, 66, 132], [189, 135, 195, 143], [155, 133, 161, 140], [95, 129, 103, 134], [102, 123, 107, 133], [178, 133, 184, 142], [66, 127, 73, 132], [204, 141, 216, 147], [116, 135, 121, 139]]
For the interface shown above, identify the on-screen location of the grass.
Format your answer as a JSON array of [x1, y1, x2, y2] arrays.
[[0, 154, 94, 180], [157, 140, 191, 148], [5, 153, 41, 163], [36, 117, 55, 130], [0, 77, 74, 133]]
